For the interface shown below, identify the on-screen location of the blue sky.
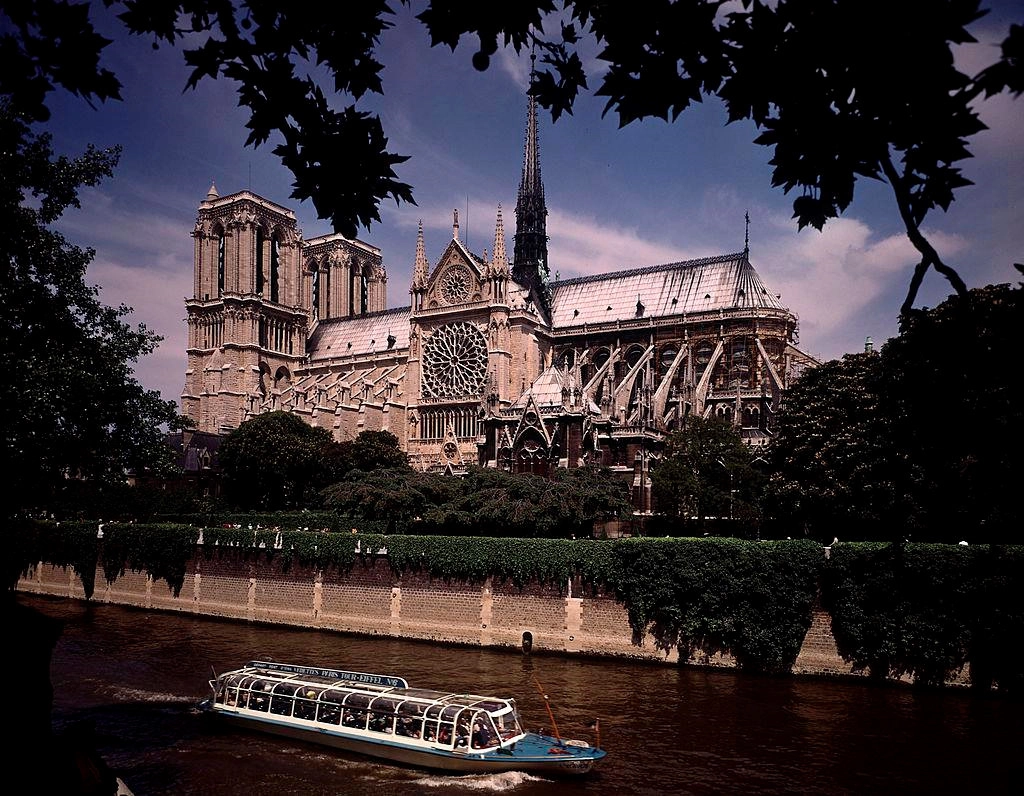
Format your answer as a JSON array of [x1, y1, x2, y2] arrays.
[[41, 2, 1023, 407]]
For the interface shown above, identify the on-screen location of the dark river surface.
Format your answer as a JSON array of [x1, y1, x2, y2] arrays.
[[19, 593, 1023, 795]]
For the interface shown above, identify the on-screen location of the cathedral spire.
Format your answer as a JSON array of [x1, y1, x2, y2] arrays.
[[492, 204, 509, 273], [513, 52, 549, 303], [412, 219, 429, 289]]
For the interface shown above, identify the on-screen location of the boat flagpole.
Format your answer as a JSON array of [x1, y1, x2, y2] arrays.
[[534, 677, 561, 742]]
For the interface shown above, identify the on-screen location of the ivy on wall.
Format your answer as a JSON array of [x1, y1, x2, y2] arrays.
[[100, 523, 201, 597], [12, 521, 1023, 691], [822, 542, 1024, 690], [602, 538, 823, 673]]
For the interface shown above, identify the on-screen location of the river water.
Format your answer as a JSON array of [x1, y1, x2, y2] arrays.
[[19, 593, 1023, 795]]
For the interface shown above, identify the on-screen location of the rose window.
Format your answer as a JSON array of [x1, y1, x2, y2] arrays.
[[421, 322, 488, 398], [440, 264, 472, 305]]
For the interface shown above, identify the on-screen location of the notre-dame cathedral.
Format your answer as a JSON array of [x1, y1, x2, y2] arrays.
[[182, 88, 818, 510]]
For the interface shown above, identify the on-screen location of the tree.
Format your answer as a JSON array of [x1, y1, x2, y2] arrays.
[[322, 464, 631, 537], [767, 283, 1024, 542], [651, 416, 761, 527], [765, 353, 913, 541], [879, 284, 1024, 540], [322, 430, 410, 483], [217, 411, 333, 509], [3, 1, 1019, 303], [322, 467, 449, 532], [0, 103, 185, 517]]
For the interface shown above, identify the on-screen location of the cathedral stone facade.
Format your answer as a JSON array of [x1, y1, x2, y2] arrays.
[[182, 90, 818, 510]]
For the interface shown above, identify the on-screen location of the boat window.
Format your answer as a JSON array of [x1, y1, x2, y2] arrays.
[[368, 711, 394, 734], [421, 720, 439, 743], [397, 701, 424, 717], [343, 693, 372, 709], [249, 690, 270, 712], [440, 705, 462, 722], [342, 708, 367, 729], [294, 690, 318, 721], [470, 712, 498, 749], [224, 687, 243, 707], [424, 704, 443, 720], [316, 702, 341, 725], [270, 693, 295, 716], [369, 697, 397, 715], [436, 722, 454, 747], [474, 699, 506, 713], [395, 714, 423, 739], [494, 710, 523, 740], [247, 681, 273, 712], [454, 715, 472, 749]]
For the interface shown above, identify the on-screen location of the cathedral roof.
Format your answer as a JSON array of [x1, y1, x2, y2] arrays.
[[548, 252, 788, 328], [308, 307, 410, 361]]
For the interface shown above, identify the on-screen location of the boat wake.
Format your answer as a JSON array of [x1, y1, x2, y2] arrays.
[[408, 770, 547, 790], [109, 686, 197, 704]]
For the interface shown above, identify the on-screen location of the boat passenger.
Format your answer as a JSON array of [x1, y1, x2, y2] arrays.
[[471, 720, 494, 749], [455, 719, 471, 748]]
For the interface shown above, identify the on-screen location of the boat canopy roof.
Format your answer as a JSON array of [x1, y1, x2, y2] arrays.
[[220, 661, 513, 717]]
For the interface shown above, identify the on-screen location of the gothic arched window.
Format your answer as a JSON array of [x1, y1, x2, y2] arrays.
[[270, 234, 281, 303]]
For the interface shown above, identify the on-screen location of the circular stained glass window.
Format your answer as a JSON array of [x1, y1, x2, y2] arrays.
[[421, 322, 488, 398], [440, 264, 472, 305]]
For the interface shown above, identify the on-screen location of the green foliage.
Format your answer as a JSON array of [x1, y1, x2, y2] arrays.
[[430, 466, 630, 538], [652, 416, 763, 525], [382, 535, 583, 586], [330, 430, 410, 476], [218, 411, 335, 510], [324, 465, 631, 537], [822, 542, 1024, 691], [604, 538, 822, 673], [766, 353, 906, 540], [99, 523, 200, 597], [0, 0, 414, 238], [880, 285, 1024, 540], [7, 520, 100, 597], [965, 545, 1024, 692], [323, 468, 429, 532], [43, 480, 220, 522], [0, 103, 186, 518], [769, 284, 1024, 544], [15, 521, 1024, 686]]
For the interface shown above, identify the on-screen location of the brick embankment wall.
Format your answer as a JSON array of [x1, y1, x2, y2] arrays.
[[17, 554, 958, 683]]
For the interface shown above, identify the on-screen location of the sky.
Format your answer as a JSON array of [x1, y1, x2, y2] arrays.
[[40, 2, 1024, 408]]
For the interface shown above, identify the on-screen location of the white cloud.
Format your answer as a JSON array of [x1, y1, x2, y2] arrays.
[[756, 217, 968, 357], [87, 256, 191, 406], [547, 208, 695, 278]]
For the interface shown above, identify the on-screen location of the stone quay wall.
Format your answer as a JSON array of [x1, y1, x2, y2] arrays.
[[16, 553, 910, 682]]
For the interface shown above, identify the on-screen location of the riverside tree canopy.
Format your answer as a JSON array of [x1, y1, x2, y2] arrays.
[[2, 1, 1020, 309]]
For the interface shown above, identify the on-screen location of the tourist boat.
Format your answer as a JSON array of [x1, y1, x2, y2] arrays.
[[198, 660, 606, 776]]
